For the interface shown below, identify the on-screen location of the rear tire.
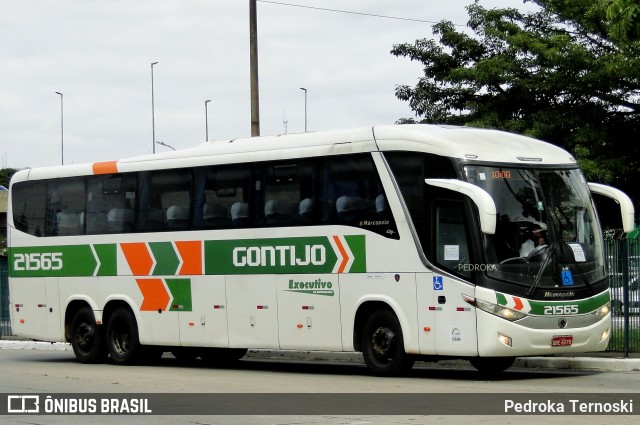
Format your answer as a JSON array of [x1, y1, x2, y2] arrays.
[[106, 308, 142, 365], [361, 309, 414, 376], [70, 307, 107, 364]]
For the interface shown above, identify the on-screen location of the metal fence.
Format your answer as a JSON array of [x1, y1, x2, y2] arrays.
[[0, 243, 639, 352], [0, 257, 10, 337], [604, 238, 640, 355]]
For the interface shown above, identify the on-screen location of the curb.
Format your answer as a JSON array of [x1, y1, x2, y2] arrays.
[[2, 340, 639, 372]]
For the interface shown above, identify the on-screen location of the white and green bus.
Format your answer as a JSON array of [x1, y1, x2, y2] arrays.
[[7, 125, 634, 375]]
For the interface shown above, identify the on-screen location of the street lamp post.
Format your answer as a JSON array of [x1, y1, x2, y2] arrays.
[[55, 91, 64, 165], [151, 61, 159, 154], [205, 99, 212, 142], [300, 87, 307, 132]]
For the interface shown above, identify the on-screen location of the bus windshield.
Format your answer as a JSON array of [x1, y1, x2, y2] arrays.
[[465, 165, 606, 291]]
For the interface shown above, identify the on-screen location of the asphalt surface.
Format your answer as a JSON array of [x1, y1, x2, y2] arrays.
[[1, 338, 639, 372]]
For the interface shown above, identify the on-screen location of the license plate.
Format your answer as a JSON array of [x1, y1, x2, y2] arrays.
[[551, 336, 573, 347]]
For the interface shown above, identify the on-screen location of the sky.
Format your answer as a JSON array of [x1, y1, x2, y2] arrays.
[[0, 0, 532, 169]]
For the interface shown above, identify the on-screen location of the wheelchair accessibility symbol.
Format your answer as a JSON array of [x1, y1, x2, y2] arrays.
[[433, 276, 444, 291]]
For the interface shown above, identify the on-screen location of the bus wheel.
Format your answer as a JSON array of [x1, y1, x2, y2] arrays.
[[106, 308, 142, 365], [361, 310, 414, 376], [469, 356, 516, 374], [70, 307, 107, 364]]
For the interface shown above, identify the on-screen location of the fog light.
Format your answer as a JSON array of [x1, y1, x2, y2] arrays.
[[600, 329, 610, 343], [498, 333, 513, 347]]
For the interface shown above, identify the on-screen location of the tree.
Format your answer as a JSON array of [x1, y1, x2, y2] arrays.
[[0, 168, 17, 189], [603, 0, 640, 41], [391, 0, 640, 206]]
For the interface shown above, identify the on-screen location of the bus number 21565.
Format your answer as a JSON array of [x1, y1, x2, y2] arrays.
[[13, 253, 63, 271], [543, 305, 579, 315]]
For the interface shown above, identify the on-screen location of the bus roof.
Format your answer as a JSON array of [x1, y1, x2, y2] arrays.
[[12, 124, 576, 183]]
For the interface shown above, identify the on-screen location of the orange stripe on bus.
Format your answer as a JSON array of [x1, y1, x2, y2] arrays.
[[92, 161, 119, 175], [121, 243, 154, 276], [332, 235, 349, 274], [136, 279, 170, 311], [513, 297, 524, 311], [176, 241, 202, 275]]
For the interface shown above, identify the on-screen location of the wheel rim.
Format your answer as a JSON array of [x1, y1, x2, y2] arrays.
[[75, 321, 95, 354], [370, 326, 397, 363], [112, 320, 131, 357]]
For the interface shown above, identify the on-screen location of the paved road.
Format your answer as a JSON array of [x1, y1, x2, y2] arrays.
[[0, 348, 639, 424]]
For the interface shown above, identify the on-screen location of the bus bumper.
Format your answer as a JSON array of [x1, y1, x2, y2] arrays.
[[476, 310, 611, 357]]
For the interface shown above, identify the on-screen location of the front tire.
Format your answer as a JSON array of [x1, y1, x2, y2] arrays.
[[106, 308, 142, 365], [70, 307, 107, 364], [361, 309, 414, 376]]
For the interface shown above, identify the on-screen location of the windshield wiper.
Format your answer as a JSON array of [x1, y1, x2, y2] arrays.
[[527, 243, 556, 297]]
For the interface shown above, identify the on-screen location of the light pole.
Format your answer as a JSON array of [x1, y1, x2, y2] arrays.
[[250, 0, 260, 136], [300, 87, 307, 132], [205, 99, 212, 142], [55, 91, 64, 165], [151, 61, 159, 153]]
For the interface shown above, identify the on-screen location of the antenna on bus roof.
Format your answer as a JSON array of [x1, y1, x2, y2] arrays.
[[283, 110, 288, 135]]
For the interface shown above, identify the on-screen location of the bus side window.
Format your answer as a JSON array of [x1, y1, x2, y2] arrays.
[[12, 181, 46, 237], [434, 201, 471, 278], [87, 174, 137, 234], [47, 178, 85, 236], [139, 169, 191, 232], [195, 164, 251, 229], [262, 159, 316, 227]]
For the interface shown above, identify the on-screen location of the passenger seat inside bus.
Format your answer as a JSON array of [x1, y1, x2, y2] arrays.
[[299, 198, 314, 223], [107, 208, 134, 233], [264, 199, 296, 225], [336, 195, 366, 222], [202, 203, 229, 227], [166, 205, 189, 229], [230, 202, 249, 225], [375, 194, 390, 220]]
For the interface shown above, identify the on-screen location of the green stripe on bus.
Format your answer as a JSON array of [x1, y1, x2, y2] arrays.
[[166, 278, 192, 312], [149, 242, 180, 276], [527, 291, 610, 315], [94, 244, 117, 276], [9, 245, 97, 277]]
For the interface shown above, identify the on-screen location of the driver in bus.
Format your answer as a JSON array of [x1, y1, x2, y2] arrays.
[[520, 224, 548, 257]]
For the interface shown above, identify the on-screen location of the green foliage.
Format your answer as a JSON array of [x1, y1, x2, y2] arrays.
[[391, 0, 640, 205], [0, 168, 17, 188]]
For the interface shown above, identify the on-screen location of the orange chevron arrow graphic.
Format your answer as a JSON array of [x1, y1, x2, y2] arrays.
[[136, 278, 171, 311], [513, 296, 524, 311], [121, 242, 154, 276], [175, 241, 202, 275], [332, 235, 349, 274]]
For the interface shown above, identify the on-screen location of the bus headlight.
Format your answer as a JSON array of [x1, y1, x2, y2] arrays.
[[592, 302, 610, 319], [474, 298, 527, 322]]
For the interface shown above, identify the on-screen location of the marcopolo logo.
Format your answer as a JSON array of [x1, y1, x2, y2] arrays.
[[205, 235, 366, 275]]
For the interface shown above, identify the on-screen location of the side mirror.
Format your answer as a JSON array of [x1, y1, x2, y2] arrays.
[[588, 183, 635, 233], [425, 178, 497, 234]]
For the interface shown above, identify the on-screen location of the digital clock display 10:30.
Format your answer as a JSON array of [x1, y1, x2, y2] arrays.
[[491, 170, 511, 179]]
